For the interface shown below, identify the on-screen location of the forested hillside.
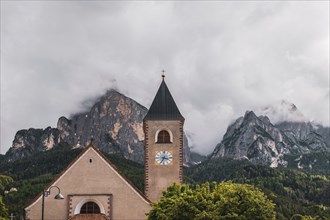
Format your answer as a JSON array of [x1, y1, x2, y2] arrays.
[[1, 145, 329, 219], [185, 158, 330, 219], [0, 175, 13, 219], [283, 152, 330, 175]]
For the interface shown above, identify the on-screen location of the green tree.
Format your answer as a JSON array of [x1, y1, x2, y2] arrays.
[[0, 196, 8, 220], [0, 175, 13, 192], [0, 175, 12, 220], [147, 182, 276, 220], [290, 214, 318, 220]]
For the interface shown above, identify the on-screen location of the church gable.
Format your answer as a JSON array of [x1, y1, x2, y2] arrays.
[[25, 145, 150, 220]]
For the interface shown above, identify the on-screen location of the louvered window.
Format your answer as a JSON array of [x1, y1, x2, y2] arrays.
[[157, 130, 171, 143]]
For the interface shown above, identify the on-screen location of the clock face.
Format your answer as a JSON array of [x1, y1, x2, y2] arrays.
[[155, 151, 173, 165]]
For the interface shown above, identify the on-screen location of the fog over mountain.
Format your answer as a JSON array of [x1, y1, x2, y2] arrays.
[[255, 100, 306, 124], [1, 1, 329, 154]]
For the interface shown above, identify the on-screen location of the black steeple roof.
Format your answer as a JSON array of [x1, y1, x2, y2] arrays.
[[144, 78, 184, 121]]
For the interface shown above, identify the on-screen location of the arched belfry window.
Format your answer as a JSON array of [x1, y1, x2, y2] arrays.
[[157, 130, 171, 143], [80, 202, 101, 214]]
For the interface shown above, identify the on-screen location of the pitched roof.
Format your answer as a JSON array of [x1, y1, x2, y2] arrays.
[[144, 78, 184, 121], [25, 144, 151, 209]]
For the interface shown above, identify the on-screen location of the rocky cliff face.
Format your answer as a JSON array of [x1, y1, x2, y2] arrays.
[[276, 121, 329, 153], [5, 127, 60, 161], [5, 90, 191, 164], [57, 90, 147, 163], [211, 111, 329, 167]]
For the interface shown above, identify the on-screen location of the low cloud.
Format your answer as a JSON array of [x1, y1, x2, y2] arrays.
[[1, 1, 329, 154]]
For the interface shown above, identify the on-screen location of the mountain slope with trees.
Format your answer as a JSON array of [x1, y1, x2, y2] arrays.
[[185, 158, 330, 219], [1, 99, 329, 219], [1, 146, 329, 219]]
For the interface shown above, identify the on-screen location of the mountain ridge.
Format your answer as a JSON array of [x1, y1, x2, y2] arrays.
[[211, 108, 329, 167], [4, 89, 191, 164], [4, 94, 328, 169]]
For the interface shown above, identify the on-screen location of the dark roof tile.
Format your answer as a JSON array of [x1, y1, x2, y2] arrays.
[[144, 79, 184, 120]]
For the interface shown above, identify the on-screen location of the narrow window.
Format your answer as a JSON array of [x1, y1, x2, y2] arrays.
[[80, 202, 101, 214], [89, 159, 92, 163], [157, 130, 171, 143]]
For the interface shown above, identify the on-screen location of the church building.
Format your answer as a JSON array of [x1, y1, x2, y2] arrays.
[[25, 75, 184, 220]]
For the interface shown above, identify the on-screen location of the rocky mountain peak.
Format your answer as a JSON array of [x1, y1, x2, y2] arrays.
[[244, 110, 257, 119], [241, 111, 256, 125], [242, 111, 271, 126], [212, 110, 286, 167], [212, 107, 329, 167], [6, 89, 191, 164], [5, 127, 60, 161], [56, 90, 148, 162]]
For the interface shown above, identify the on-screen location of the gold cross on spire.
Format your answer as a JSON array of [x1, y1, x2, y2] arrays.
[[161, 70, 166, 78]]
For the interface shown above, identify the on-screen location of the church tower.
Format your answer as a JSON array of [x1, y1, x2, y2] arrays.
[[143, 74, 184, 202]]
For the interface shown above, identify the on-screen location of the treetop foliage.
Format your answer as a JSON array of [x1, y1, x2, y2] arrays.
[[147, 181, 276, 220], [0, 196, 8, 220], [0, 175, 12, 220]]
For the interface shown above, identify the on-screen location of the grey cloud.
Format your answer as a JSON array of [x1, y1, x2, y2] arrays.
[[1, 1, 329, 154]]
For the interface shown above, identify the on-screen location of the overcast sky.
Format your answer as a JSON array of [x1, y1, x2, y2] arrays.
[[1, 1, 329, 155]]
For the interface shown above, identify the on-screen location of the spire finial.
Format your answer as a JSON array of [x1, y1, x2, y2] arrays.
[[161, 70, 166, 78]]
